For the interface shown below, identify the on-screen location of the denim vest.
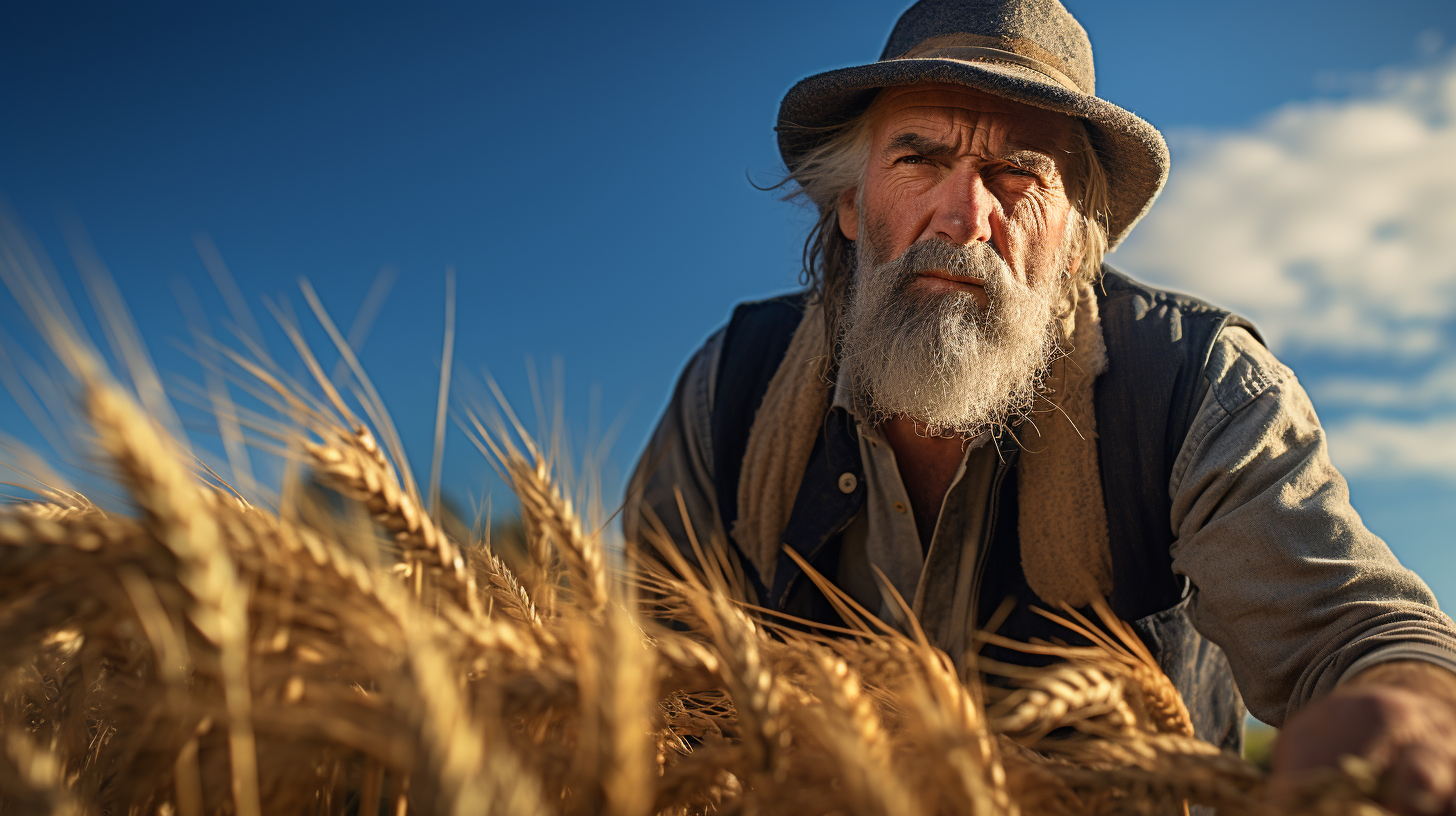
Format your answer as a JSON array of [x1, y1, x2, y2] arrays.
[[708, 267, 1254, 754]]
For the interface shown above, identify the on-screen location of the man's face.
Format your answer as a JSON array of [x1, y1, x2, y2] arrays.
[[838, 83, 1082, 300], [834, 83, 1085, 436]]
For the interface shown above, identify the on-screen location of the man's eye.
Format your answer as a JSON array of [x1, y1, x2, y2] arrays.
[[895, 154, 928, 165]]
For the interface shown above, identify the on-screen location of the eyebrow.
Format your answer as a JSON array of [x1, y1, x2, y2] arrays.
[[1000, 150, 1059, 178], [885, 132, 955, 160], [885, 133, 1061, 178]]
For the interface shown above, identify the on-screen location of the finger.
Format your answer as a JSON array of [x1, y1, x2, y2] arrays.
[[1380, 745, 1455, 816]]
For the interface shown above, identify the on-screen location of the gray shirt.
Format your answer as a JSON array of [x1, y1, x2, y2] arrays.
[[624, 320, 1456, 727]]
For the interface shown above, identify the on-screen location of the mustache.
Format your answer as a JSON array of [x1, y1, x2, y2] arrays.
[[882, 239, 1010, 282]]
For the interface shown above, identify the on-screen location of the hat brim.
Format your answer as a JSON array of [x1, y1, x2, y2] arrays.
[[777, 58, 1168, 248]]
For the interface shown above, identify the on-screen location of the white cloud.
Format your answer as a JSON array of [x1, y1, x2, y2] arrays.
[[1325, 414, 1456, 483], [1313, 359, 1456, 412], [1116, 52, 1456, 358], [1113, 53, 1456, 482]]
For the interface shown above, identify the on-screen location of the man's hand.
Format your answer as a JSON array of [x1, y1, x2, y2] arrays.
[[1272, 660, 1456, 815]]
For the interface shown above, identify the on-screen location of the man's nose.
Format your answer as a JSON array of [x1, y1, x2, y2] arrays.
[[926, 165, 995, 245]]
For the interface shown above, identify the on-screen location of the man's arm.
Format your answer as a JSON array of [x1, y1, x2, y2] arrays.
[[1169, 326, 1456, 724], [623, 327, 727, 567], [1168, 326, 1456, 811]]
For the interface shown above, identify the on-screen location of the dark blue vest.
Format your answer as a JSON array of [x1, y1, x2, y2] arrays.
[[708, 267, 1254, 753]]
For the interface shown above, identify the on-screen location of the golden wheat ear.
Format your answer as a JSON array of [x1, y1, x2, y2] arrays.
[[1030, 601, 1195, 738], [5, 215, 1393, 816], [508, 453, 609, 615]]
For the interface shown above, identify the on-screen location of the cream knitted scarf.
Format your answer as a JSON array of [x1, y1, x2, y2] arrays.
[[731, 281, 1112, 608]]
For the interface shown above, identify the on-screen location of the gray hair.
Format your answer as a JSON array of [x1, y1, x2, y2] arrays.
[[784, 97, 1111, 347]]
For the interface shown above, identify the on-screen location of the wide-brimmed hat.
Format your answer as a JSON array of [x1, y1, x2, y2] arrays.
[[777, 0, 1167, 249]]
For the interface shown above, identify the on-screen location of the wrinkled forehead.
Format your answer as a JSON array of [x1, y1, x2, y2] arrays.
[[867, 83, 1081, 155]]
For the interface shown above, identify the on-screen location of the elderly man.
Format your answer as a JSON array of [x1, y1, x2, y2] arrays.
[[626, 0, 1456, 811]]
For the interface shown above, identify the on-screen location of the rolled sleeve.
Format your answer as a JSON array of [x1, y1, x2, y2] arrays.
[[1169, 327, 1456, 727]]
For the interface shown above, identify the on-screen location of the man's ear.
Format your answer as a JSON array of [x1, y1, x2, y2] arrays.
[[837, 188, 859, 241]]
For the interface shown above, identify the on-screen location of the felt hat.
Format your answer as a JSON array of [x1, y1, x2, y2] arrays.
[[777, 0, 1167, 248]]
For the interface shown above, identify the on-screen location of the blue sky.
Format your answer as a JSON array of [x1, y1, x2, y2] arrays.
[[2, 1, 1454, 602]]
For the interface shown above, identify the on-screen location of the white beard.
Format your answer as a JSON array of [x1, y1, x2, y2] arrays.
[[837, 222, 1072, 438]]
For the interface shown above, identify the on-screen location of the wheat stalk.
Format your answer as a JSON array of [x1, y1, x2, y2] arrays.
[[306, 426, 482, 617], [0, 225, 1397, 816], [507, 454, 609, 617]]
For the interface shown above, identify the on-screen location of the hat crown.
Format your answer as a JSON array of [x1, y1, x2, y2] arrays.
[[880, 0, 1094, 95], [777, 0, 1167, 248]]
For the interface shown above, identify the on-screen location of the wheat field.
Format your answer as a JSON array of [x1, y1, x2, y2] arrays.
[[0, 233, 1392, 815]]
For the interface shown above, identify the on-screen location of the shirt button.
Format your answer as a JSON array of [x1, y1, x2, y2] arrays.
[[838, 472, 858, 493], [894, 501, 907, 514]]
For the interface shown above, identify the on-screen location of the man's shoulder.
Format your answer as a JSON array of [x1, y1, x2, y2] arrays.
[[1203, 325, 1295, 417], [713, 289, 813, 392], [705, 289, 815, 546], [722, 290, 812, 340], [1098, 266, 1246, 324], [1093, 266, 1270, 478], [1097, 265, 1266, 374], [673, 290, 812, 397]]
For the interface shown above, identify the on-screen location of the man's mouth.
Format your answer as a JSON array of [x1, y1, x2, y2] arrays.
[[916, 270, 985, 288]]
